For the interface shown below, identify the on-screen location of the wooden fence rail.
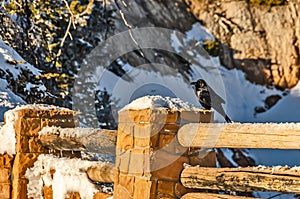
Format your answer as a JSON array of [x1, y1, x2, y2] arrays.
[[86, 163, 115, 183], [178, 123, 300, 149], [5, 105, 300, 199], [38, 127, 117, 183], [181, 166, 300, 194], [39, 127, 117, 154], [181, 193, 261, 199], [37, 119, 300, 198]]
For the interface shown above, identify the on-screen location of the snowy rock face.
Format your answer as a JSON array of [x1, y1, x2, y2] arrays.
[[0, 40, 41, 78], [0, 39, 62, 121], [0, 40, 50, 122], [120, 95, 201, 111], [185, 0, 300, 89]]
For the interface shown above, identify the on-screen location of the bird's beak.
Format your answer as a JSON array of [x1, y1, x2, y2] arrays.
[[190, 82, 196, 85]]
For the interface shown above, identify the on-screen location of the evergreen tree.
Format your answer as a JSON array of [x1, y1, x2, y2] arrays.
[[2, 0, 115, 108], [95, 89, 117, 130]]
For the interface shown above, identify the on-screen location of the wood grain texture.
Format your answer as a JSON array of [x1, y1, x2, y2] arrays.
[[39, 128, 117, 154], [181, 166, 300, 193], [178, 123, 300, 149], [181, 192, 261, 199], [86, 162, 115, 183]]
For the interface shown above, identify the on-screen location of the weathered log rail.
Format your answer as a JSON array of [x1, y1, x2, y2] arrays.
[[178, 123, 300, 149], [39, 127, 117, 154], [86, 162, 115, 183], [181, 193, 262, 199], [181, 166, 300, 194], [38, 122, 300, 198], [38, 126, 117, 184], [177, 122, 300, 198]]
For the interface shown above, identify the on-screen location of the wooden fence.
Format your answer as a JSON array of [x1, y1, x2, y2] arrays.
[[1, 105, 300, 199], [177, 123, 300, 198], [44, 109, 300, 198]]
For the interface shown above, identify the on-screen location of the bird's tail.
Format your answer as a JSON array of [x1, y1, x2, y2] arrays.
[[225, 115, 232, 123]]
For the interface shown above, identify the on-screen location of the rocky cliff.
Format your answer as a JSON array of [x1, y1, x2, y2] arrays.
[[185, 0, 300, 89]]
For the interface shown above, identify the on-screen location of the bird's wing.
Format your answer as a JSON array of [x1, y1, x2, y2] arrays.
[[198, 90, 211, 109], [207, 85, 225, 104]]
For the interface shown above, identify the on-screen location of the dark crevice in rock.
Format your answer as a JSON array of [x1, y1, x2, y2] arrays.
[[254, 94, 282, 115], [265, 94, 282, 109]]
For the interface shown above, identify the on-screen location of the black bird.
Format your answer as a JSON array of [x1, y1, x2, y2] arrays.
[[191, 79, 232, 123]]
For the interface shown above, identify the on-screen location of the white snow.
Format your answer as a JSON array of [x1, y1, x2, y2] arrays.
[[256, 81, 300, 122], [186, 23, 215, 41], [0, 79, 26, 122], [97, 62, 202, 113], [11, 104, 73, 112], [0, 40, 41, 78], [0, 39, 53, 122], [25, 82, 47, 92], [25, 154, 106, 199], [39, 126, 95, 138], [0, 108, 18, 154], [78, 38, 93, 47], [0, 92, 21, 108], [120, 95, 201, 111]]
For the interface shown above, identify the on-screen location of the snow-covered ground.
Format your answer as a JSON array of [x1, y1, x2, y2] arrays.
[[0, 40, 30, 121], [0, 40, 45, 121], [0, 80, 25, 122]]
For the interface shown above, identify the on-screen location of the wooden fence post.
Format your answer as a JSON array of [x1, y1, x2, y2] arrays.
[[6, 106, 78, 199], [114, 108, 215, 199]]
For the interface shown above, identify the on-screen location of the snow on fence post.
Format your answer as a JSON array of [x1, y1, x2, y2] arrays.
[[114, 96, 215, 199], [2, 105, 79, 199], [12, 106, 78, 199]]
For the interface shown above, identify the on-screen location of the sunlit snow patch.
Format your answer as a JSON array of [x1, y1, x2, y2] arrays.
[[25, 154, 104, 199], [0, 108, 18, 154], [120, 95, 202, 111]]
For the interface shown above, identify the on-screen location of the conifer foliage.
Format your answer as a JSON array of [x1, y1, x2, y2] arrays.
[[1, 0, 116, 128]]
